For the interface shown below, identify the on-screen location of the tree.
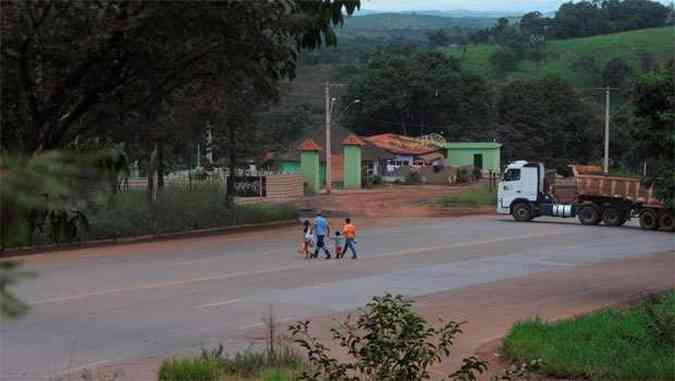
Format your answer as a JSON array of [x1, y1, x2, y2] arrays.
[[344, 49, 495, 140], [426, 29, 451, 48], [289, 294, 487, 381], [1, 1, 361, 156], [496, 76, 598, 172], [520, 11, 549, 37], [632, 62, 674, 209], [602, 57, 634, 88]]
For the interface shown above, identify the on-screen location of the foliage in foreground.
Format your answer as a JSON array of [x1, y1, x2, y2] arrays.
[[438, 185, 497, 207], [502, 291, 675, 380], [289, 293, 487, 381], [0, 262, 35, 319]]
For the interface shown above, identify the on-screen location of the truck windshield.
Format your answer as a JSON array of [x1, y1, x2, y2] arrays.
[[503, 169, 521, 182]]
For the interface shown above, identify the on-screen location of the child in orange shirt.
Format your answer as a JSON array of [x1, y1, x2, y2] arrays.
[[342, 218, 357, 259]]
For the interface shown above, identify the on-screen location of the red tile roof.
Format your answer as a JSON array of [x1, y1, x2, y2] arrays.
[[297, 138, 322, 151], [342, 134, 367, 146], [364, 133, 441, 155]]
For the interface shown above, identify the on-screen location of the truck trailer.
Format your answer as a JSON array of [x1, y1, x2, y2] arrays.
[[496, 161, 673, 232]]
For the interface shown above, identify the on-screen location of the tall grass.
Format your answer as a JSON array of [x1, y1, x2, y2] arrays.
[[502, 291, 675, 380], [158, 357, 223, 381]]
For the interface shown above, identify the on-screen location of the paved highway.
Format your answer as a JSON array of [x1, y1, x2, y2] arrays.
[[1, 216, 673, 380]]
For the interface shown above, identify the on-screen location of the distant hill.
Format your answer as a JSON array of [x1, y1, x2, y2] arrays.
[[448, 26, 675, 86], [400, 10, 523, 18], [340, 13, 498, 33]]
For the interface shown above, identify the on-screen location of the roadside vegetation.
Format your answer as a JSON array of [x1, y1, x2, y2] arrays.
[[437, 184, 497, 207], [87, 187, 297, 241], [3, 185, 297, 249], [502, 291, 675, 380]]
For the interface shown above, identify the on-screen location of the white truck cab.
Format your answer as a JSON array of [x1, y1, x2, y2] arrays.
[[497, 161, 545, 216]]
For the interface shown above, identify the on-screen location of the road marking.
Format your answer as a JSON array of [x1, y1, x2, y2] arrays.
[[29, 263, 310, 305], [54, 360, 110, 376], [29, 231, 567, 306], [240, 317, 294, 330], [195, 298, 242, 309], [173, 249, 284, 266]]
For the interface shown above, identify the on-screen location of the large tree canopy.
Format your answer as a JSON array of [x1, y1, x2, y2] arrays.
[[343, 49, 495, 140], [0, 0, 360, 155], [496, 76, 598, 172], [632, 62, 674, 208]]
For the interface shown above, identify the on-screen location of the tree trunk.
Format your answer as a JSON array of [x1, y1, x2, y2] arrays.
[[226, 125, 237, 207], [157, 139, 164, 189]]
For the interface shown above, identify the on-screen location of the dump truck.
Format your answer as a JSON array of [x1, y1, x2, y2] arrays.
[[496, 161, 673, 231]]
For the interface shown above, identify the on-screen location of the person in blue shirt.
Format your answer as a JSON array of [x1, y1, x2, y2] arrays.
[[312, 212, 331, 259]]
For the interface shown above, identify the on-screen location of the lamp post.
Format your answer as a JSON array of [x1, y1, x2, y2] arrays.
[[325, 92, 361, 194]]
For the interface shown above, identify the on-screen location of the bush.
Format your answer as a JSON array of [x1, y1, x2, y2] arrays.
[[472, 167, 482, 180], [456, 168, 471, 184], [158, 357, 223, 381], [368, 175, 383, 186], [289, 294, 487, 381], [404, 170, 422, 184]]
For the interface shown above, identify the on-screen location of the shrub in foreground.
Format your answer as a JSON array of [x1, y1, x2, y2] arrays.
[[289, 293, 487, 381]]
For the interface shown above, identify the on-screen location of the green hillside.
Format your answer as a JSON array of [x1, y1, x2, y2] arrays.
[[341, 13, 498, 32], [448, 26, 674, 85]]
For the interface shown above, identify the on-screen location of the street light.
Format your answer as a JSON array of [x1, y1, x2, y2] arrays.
[[326, 98, 361, 194]]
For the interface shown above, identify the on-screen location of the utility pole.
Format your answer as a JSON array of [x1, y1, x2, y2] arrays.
[[325, 83, 332, 193], [603, 86, 611, 175]]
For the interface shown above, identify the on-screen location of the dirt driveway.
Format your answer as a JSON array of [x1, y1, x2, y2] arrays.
[[293, 183, 494, 218]]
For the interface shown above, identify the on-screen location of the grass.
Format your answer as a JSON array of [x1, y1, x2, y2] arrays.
[[447, 26, 675, 86], [502, 291, 675, 380], [159, 346, 306, 381], [437, 184, 496, 207]]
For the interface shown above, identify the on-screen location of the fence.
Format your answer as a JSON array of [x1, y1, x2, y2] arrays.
[[126, 174, 304, 204], [236, 174, 304, 205]]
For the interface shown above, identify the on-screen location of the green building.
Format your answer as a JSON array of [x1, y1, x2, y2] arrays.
[[445, 142, 502, 174]]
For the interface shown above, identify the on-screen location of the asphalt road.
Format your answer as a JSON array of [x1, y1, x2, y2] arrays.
[[1, 216, 673, 380]]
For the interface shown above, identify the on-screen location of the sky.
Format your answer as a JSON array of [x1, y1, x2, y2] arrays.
[[360, 0, 671, 13]]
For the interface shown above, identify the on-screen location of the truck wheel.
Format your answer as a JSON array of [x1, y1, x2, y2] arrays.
[[602, 208, 624, 227], [639, 209, 659, 230], [578, 206, 600, 225], [658, 213, 674, 232], [512, 203, 532, 222]]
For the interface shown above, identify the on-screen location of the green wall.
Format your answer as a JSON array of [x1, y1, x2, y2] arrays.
[[279, 161, 300, 174], [279, 160, 326, 186], [446, 143, 501, 173], [300, 151, 320, 193], [343, 145, 362, 189]]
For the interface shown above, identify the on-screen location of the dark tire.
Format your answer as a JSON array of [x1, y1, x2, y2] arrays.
[[658, 212, 674, 232], [578, 206, 600, 225], [512, 203, 532, 222], [639, 209, 659, 230], [602, 208, 624, 227]]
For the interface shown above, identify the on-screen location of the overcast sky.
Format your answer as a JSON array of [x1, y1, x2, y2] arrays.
[[361, 0, 670, 13]]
